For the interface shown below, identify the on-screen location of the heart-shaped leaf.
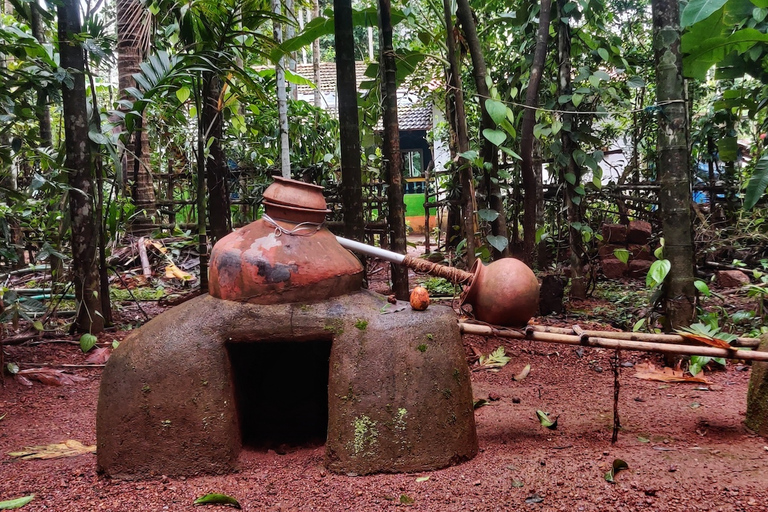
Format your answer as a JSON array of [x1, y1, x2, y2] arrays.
[[482, 129, 507, 147], [487, 235, 508, 253]]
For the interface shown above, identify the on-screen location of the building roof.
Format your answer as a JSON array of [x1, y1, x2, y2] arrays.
[[293, 61, 370, 95]]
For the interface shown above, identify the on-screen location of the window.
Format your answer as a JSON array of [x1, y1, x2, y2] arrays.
[[402, 150, 423, 178]]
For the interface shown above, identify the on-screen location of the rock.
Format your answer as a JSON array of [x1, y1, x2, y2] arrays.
[[746, 335, 768, 437], [602, 257, 628, 279], [628, 259, 652, 279], [602, 224, 627, 244], [716, 270, 750, 288], [627, 220, 652, 244], [629, 244, 654, 261], [598, 244, 626, 260]]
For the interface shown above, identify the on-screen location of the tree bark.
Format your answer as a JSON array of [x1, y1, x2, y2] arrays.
[[556, 0, 585, 299], [58, 0, 104, 334], [651, 0, 696, 330], [334, 0, 365, 242], [378, 0, 409, 300], [273, 0, 291, 178], [442, 0, 475, 266], [520, 0, 551, 267], [202, 73, 231, 244], [312, 0, 322, 108], [117, 0, 155, 234], [455, 0, 509, 260]]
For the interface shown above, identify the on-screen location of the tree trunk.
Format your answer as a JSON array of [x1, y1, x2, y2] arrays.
[[273, 0, 291, 178], [455, 0, 509, 260], [378, 0, 409, 300], [651, 0, 696, 330], [58, 0, 104, 334], [286, 0, 298, 100], [312, 0, 322, 108], [520, 0, 551, 267], [202, 73, 231, 244], [442, 0, 475, 267], [116, 0, 155, 234], [556, 0, 585, 300], [30, 4, 51, 147], [334, 0, 364, 242]]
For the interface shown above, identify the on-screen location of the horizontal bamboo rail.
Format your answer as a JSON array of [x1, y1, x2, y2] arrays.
[[458, 322, 768, 363], [528, 325, 760, 348]]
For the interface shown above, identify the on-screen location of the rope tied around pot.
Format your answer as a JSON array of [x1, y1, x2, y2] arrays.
[[262, 213, 324, 237], [402, 255, 474, 286]]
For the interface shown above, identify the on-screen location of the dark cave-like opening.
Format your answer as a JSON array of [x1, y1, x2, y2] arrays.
[[227, 339, 332, 449]]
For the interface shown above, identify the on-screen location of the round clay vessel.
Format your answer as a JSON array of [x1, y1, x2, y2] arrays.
[[461, 258, 539, 326], [263, 201, 330, 224], [263, 176, 328, 210]]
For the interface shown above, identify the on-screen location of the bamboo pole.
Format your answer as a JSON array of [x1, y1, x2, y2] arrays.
[[528, 324, 760, 348], [458, 322, 768, 363]]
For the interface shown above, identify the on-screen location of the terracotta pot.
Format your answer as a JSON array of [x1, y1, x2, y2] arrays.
[[263, 201, 330, 224], [461, 258, 539, 327], [263, 176, 328, 210]]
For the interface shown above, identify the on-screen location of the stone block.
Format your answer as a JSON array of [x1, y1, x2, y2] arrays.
[[629, 244, 653, 261], [598, 244, 626, 260], [746, 335, 768, 438], [716, 270, 750, 288], [627, 220, 652, 244], [628, 259, 652, 279], [602, 224, 627, 244], [602, 257, 628, 279]]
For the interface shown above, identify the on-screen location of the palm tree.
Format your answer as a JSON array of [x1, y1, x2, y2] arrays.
[[116, 0, 156, 233]]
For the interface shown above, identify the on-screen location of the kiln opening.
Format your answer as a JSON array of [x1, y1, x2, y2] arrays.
[[227, 339, 333, 450]]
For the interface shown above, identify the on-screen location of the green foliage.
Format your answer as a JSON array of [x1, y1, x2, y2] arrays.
[[419, 277, 455, 297]]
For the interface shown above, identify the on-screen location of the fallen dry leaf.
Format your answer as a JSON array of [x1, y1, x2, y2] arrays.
[[165, 262, 195, 281], [634, 362, 710, 384], [513, 364, 531, 382], [8, 439, 96, 460], [676, 332, 733, 350], [17, 368, 88, 386], [85, 347, 111, 365]]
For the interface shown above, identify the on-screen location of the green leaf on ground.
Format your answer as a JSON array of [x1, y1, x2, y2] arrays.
[[399, 494, 415, 505], [193, 493, 241, 509], [0, 495, 35, 509], [479, 346, 512, 368], [79, 333, 97, 353], [536, 410, 558, 429], [604, 459, 629, 483]]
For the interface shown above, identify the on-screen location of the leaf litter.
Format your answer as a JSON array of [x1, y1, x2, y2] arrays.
[[9, 440, 95, 460], [633, 362, 710, 384]]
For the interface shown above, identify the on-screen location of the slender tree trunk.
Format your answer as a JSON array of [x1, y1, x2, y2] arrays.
[[117, 0, 155, 234], [30, 4, 52, 146], [273, 0, 291, 178], [312, 0, 322, 108], [202, 73, 231, 244], [556, 0, 585, 299], [520, 0, 551, 267], [58, 0, 104, 334], [195, 82, 209, 292], [334, 0, 364, 242], [378, 0, 409, 300], [455, 0, 509, 260], [651, 0, 696, 330], [286, 0, 298, 100], [443, 0, 475, 267]]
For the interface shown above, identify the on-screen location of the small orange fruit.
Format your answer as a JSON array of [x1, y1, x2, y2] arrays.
[[409, 286, 430, 311]]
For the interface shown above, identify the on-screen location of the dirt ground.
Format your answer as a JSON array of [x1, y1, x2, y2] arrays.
[[2, 254, 768, 511]]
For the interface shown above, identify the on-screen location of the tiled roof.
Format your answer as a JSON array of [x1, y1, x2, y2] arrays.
[[375, 106, 432, 132], [293, 61, 370, 94]]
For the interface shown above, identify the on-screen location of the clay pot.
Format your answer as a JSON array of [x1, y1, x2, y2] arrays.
[[461, 258, 539, 327], [262, 201, 329, 224], [263, 176, 328, 210]]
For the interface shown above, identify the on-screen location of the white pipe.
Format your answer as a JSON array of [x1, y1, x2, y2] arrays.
[[336, 236, 405, 264]]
